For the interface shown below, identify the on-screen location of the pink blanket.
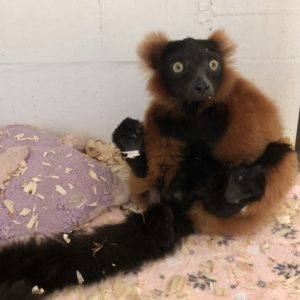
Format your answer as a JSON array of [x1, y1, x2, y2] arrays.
[[49, 180, 300, 300]]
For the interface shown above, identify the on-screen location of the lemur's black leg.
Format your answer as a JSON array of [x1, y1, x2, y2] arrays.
[[162, 142, 293, 219], [112, 117, 148, 177], [161, 154, 222, 213], [0, 204, 193, 298]]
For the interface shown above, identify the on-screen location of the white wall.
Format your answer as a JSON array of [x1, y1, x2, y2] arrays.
[[0, 0, 299, 141]]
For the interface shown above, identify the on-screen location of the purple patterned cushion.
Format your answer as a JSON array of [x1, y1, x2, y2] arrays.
[[0, 125, 118, 242]]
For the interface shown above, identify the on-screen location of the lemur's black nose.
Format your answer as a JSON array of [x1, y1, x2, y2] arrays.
[[194, 78, 210, 94]]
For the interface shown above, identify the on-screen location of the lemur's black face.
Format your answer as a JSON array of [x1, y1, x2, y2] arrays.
[[159, 38, 223, 103]]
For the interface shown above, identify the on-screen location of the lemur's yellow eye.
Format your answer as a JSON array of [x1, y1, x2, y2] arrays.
[[209, 59, 219, 71], [172, 62, 184, 73]]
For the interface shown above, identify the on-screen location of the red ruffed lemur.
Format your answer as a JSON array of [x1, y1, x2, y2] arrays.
[[113, 29, 298, 235], [0, 30, 297, 299]]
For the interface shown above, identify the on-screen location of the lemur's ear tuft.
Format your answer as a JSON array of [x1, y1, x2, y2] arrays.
[[209, 29, 237, 99], [137, 32, 169, 69], [209, 29, 237, 60]]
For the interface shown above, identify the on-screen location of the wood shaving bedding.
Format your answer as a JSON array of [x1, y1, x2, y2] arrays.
[[85, 139, 129, 181]]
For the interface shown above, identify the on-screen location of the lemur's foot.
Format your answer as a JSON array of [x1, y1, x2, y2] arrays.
[[161, 179, 195, 214]]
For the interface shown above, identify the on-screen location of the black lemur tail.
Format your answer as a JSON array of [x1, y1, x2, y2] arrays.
[[0, 204, 193, 298], [0, 280, 43, 300]]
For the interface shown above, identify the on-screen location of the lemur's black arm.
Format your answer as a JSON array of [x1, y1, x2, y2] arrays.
[[112, 118, 148, 177], [0, 204, 193, 298], [112, 104, 229, 176]]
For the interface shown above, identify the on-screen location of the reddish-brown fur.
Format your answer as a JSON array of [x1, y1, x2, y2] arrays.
[[130, 30, 298, 234]]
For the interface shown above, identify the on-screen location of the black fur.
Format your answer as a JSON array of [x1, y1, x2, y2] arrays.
[[154, 114, 188, 141], [189, 103, 229, 150], [155, 102, 229, 155], [0, 204, 193, 297]]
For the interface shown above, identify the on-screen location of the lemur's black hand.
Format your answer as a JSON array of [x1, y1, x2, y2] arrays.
[[112, 117, 148, 177], [112, 117, 143, 152]]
